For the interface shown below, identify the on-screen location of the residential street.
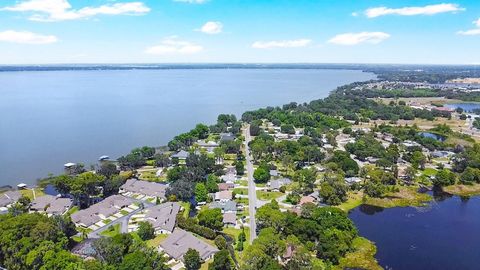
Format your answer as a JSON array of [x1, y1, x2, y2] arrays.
[[244, 124, 257, 243]]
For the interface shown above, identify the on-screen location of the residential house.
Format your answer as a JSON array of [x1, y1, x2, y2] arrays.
[[197, 140, 219, 154], [222, 212, 237, 227], [210, 201, 237, 213], [119, 179, 167, 201], [270, 170, 279, 177], [171, 150, 190, 160], [71, 195, 134, 228], [159, 229, 218, 262], [220, 173, 236, 184], [30, 195, 73, 215], [431, 150, 455, 158], [214, 190, 233, 202], [220, 133, 235, 142], [143, 202, 180, 234], [218, 183, 234, 191], [0, 191, 21, 212], [267, 178, 291, 192], [299, 192, 319, 206], [345, 177, 362, 185]]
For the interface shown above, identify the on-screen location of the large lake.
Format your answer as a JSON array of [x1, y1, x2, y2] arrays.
[[350, 195, 480, 270], [0, 68, 374, 185]]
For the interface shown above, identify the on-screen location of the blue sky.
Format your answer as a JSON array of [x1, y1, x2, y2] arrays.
[[0, 0, 479, 64]]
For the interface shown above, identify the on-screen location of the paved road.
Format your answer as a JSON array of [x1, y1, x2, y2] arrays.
[[244, 124, 257, 243]]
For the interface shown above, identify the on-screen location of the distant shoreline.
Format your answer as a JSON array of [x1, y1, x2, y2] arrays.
[[0, 63, 370, 72], [0, 63, 477, 73]]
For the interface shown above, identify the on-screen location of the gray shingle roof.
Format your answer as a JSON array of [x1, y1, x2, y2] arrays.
[[145, 202, 180, 232], [71, 195, 133, 226], [0, 191, 21, 207], [171, 150, 190, 159], [222, 212, 236, 225], [220, 133, 235, 142], [210, 201, 237, 212], [30, 195, 72, 215], [120, 179, 167, 199], [160, 229, 218, 261]]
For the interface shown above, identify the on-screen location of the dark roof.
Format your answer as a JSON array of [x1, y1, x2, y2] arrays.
[[220, 133, 235, 142], [171, 150, 190, 159]]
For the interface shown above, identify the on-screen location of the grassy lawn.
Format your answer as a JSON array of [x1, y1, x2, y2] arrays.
[[120, 209, 129, 215], [236, 209, 249, 218], [145, 159, 156, 166], [120, 171, 134, 178], [67, 206, 79, 215], [222, 227, 250, 249], [138, 170, 167, 182], [235, 198, 249, 205], [103, 218, 112, 224], [365, 186, 432, 208], [224, 154, 237, 160], [20, 188, 45, 200], [130, 232, 143, 242], [443, 183, 480, 197], [147, 234, 169, 248], [256, 190, 283, 201], [100, 223, 121, 238], [422, 168, 438, 177], [180, 201, 191, 218], [72, 236, 83, 243], [200, 259, 213, 270], [337, 191, 364, 212], [236, 180, 248, 186], [233, 188, 248, 195], [335, 237, 382, 270]]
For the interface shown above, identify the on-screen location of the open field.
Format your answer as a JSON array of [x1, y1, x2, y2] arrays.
[[365, 186, 432, 208], [337, 191, 364, 212], [256, 190, 283, 201]]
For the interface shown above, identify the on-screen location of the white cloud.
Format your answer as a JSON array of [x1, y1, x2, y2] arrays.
[[328, 32, 390, 46], [0, 30, 57, 44], [145, 37, 203, 55], [198, 21, 222, 34], [458, 18, 480, 36], [173, 0, 207, 4], [365, 3, 464, 18], [1, 0, 150, 22], [252, 39, 311, 49]]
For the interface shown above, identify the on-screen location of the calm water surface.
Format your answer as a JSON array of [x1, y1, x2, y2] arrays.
[[0, 69, 374, 185], [349, 195, 480, 270], [444, 103, 480, 112]]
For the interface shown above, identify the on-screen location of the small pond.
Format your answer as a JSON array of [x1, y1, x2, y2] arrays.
[[418, 132, 446, 142], [43, 184, 60, 196], [444, 103, 480, 113], [349, 194, 480, 270]]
